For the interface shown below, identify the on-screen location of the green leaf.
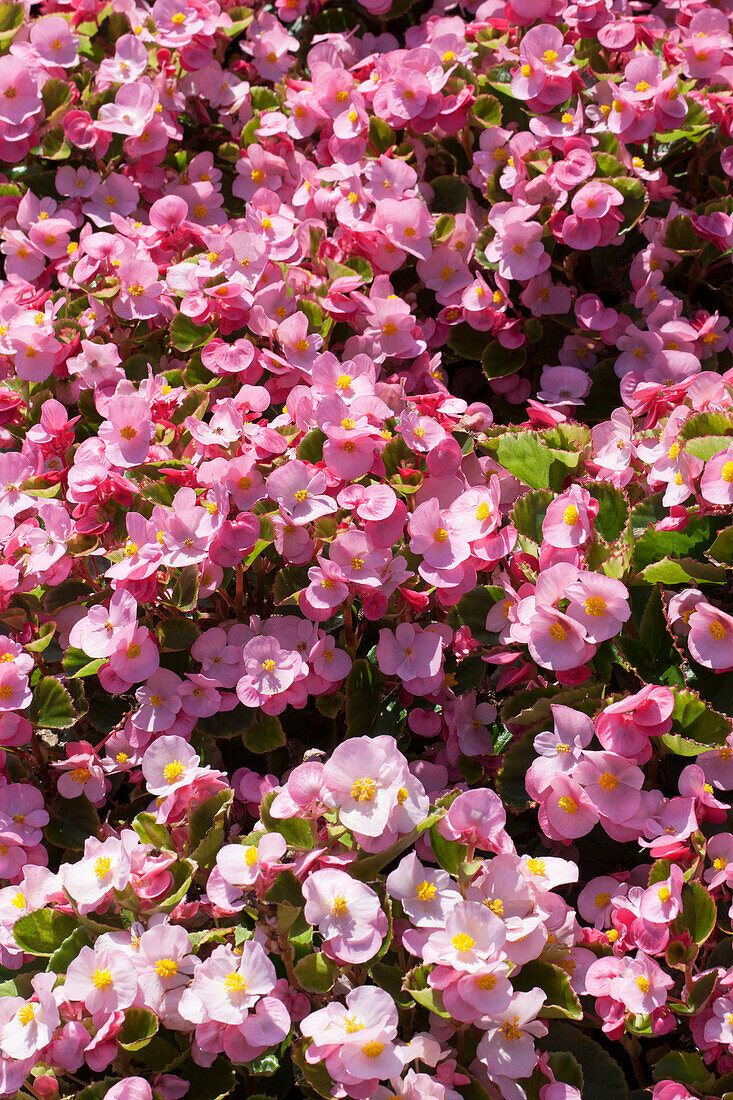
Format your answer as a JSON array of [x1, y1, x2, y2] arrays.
[[661, 689, 731, 755], [345, 658, 385, 738], [28, 676, 77, 728], [447, 323, 488, 361], [243, 713, 286, 754], [118, 1007, 158, 1051], [185, 1059, 236, 1100], [369, 116, 396, 154], [151, 859, 195, 914], [539, 1021, 630, 1100], [674, 882, 716, 944], [189, 789, 233, 867], [633, 514, 720, 571], [171, 565, 200, 612], [472, 94, 502, 127], [588, 482, 628, 542], [273, 564, 309, 604], [430, 176, 470, 214], [708, 526, 733, 566], [260, 790, 314, 850], [44, 796, 100, 851], [486, 431, 556, 489], [62, 647, 104, 678], [429, 822, 467, 876], [638, 556, 724, 586], [47, 924, 93, 975], [352, 810, 444, 881], [652, 1050, 709, 1085], [132, 813, 173, 850], [169, 313, 214, 352], [685, 435, 733, 461], [607, 177, 647, 232], [42, 77, 72, 117], [688, 970, 717, 1014], [511, 489, 554, 546], [482, 341, 526, 380], [297, 427, 326, 462], [197, 703, 255, 740], [156, 617, 200, 650], [264, 868, 305, 906], [25, 621, 56, 653], [514, 959, 582, 1020], [678, 411, 733, 442], [548, 1052, 584, 1092], [75, 1079, 119, 1100], [294, 952, 337, 992], [0, 2, 24, 45], [250, 85, 280, 110], [13, 910, 77, 956], [447, 584, 504, 644]]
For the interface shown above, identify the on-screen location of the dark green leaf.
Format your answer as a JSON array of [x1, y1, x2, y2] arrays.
[[345, 658, 385, 738], [243, 713, 286, 754], [294, 952, 337, 992], [514, 959, 582, 1020], [118, 1007, 158, 1051], [14, 910, 77, 956], [169, 313, 214, 352], [28, 677, 77, 728]]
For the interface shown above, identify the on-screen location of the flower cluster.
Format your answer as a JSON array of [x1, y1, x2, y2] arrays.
[[0, 0, 732, 1097]]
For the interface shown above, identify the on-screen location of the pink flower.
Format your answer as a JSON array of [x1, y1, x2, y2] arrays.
[[63, 945, 138, 1018], [565, 573, 631, 642], [538, 774, 599, 841], [476, 989, 547, 1079], [408, 498, 470, 569], [0, 973, 59, 1061], [639, 864, 684, 924], [376, 623, 444, 686], [688, 601, 733, 671], [141, 736, 201, 796], [99, 394, 153, 468], [574, 751, 644, 823], [700, 444, 733, 505], [236, 635, 308, 713], [439, 789, 512, 854], [542, 486, 598, 548], [266, 460, 337, 525], [321, 735, 409, 837], [615, 952, 674, 1014], [303, 868, 387, 963]]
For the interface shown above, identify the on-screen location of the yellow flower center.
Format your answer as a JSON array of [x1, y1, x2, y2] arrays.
[[558, 795, 578, 814], [548, 622, 567, 642], [92, 968, 113, 991], [163, 760, 185, 784], [224, 972, 247, 993], [155, 958, 179, 978], [416, 880, 436, 902], [362, 1040, 384, 1058], [598, 771, 618, 791], [585, 595, 607, 617], [563, 504, 579, 526], [451, 932, 476, 953], [351, 777, 377, 802], [331, 894, 348, 917], [94, 857, 111, 879]]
